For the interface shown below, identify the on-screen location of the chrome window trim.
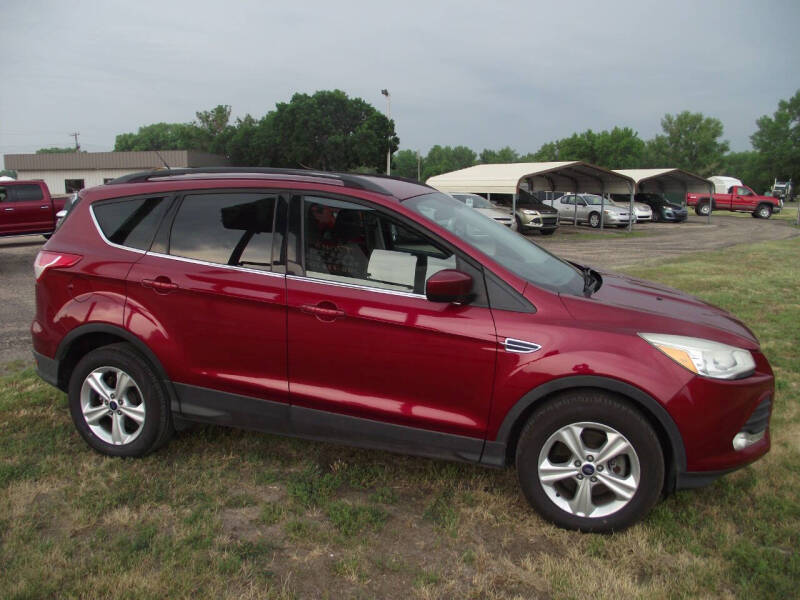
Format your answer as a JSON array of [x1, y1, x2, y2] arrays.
[[146, 251, 285, 279], [89, 204, 147, 255], [287, 274, 426, 299]]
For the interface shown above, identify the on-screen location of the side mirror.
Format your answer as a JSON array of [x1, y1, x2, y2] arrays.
[[425, 269, 473, 303]]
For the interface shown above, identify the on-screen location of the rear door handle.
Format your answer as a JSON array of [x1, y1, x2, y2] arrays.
[[300, 302, 345, 321], [142, 277, 179, 293], [3, 207, 13, 212]]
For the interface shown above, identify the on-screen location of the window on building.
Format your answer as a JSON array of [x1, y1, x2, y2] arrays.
[[65, 179, 85, 193]]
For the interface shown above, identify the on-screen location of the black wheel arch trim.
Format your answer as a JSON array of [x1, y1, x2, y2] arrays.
[[490, 375, 687, 475], [54, 323, 180, 412]]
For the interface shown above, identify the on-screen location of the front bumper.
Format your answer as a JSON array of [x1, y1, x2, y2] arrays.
[[669, 352, 772, 488], [520, 215, 559, 230]]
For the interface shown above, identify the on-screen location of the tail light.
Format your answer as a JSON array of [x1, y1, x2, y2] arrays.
[[34, 251, 82, 280]]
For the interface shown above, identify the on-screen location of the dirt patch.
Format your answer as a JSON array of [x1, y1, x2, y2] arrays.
[[220, 506, 262, 542], [533, 214, 800, 271]]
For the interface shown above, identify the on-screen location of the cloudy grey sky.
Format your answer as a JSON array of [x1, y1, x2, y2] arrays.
[[2, 0, 798, 167]]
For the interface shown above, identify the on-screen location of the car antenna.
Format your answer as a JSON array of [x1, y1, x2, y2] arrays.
[[154, 151, 171, 171]]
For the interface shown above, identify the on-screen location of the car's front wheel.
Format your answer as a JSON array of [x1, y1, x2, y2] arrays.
[[68, 343, 173, 457], [516, 390, 664, 532]]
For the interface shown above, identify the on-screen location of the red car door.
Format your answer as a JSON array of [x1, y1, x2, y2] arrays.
[[124, 191, 289, 414], [285, 194, 497, 449], [1, 183, 50, 233], [732, 186, 755, 211]]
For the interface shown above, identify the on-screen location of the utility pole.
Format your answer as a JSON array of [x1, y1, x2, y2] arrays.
[[69, 132, 81, 151], [416, 151, 421, 181], [381, 89, 391, 175]]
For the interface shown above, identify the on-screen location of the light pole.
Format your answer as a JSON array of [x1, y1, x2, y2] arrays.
[[381, 89, 391, 175]]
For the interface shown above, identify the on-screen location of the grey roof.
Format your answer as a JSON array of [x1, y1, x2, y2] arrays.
[[4, 150, 230, 171], [614, 168, 714, 194], [426, 162, 635, 195]]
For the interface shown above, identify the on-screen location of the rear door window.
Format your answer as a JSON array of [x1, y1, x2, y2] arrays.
[[169, 193, 278, 271], [93, 196, 170, 250]]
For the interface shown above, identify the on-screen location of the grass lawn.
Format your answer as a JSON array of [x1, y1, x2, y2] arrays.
[[1, 238, 798, 599]]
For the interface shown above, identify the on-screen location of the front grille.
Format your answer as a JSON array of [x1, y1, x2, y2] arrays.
[[542, 216, 558, 225], [742, 395, 771, 434]]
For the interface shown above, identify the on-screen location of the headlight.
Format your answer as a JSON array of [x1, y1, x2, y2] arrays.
[[639, 333, 755, 379], [522, 210, 539, 216]]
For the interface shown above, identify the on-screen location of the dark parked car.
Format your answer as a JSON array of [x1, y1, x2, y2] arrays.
[[33, 168, 772, 532], [615, 193, 688, 222]]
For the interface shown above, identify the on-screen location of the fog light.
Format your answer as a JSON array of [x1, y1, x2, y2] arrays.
[[732, 430, 765, 451]]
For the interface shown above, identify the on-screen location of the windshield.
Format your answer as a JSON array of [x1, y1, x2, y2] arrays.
[[453, 194, 494, 209], [405, 192, 585, 295], [581, 195, 610, 206]]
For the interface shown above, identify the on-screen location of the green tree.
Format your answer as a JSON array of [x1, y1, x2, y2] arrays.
[[113, 105, 233, 154], [479, 146, 519, 164], [718, 151, 770, 194], [529, 127, 644, 168], [750, 90, 800, 190], [114, 122, 205, 152], [265, 90, 398, 172], [36, 147, 78, 154], [422, 145, 477, 180], [643, 111, 729, 175], [392, 149, 422, 180]]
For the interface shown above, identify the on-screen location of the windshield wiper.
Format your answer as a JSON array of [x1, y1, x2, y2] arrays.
[[582, 266, 598, 297]]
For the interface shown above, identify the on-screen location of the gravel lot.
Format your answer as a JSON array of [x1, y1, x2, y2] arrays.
[[1, 213, 798, 369]]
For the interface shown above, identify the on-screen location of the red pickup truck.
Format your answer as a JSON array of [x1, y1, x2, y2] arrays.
[[0, 180, 67, 239], [686, 184, 781, 219]]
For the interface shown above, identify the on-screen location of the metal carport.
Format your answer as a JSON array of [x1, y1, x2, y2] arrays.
[[614, 168, 716, 223], [426, 161, 638, 230]]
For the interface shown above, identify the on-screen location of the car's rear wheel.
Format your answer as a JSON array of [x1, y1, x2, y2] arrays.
[[516, 390, 664, 532], [696, 202, 711, 216], [68, 343, 173, 457]]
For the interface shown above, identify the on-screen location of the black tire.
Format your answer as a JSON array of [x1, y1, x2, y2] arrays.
[[755, 204, 772, 219], [515, 215, 523, 232], [588, 212, 601, 228], [540, 229, 556, 236], [68, 343, 173, 457], [515, 390, 664, 532], [696, 202, 711, 216], [652, 211, 661, 223]]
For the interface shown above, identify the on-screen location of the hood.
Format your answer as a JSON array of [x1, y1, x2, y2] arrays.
[[560, 270, 759, 349], [476, 207, 512, 220]]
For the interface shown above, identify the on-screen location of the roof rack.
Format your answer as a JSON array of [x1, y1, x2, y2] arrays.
[[106, 167, 392, 195]]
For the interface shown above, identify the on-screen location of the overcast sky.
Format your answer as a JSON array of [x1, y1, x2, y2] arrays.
[[2, 0, 798, 167]]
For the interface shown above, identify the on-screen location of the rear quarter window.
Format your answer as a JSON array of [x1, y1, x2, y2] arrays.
[[93, 197, 170, 251]]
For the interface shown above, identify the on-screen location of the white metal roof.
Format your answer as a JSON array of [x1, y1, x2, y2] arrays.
[[426, 162, 635, 195], [614, 168, 714, 194]]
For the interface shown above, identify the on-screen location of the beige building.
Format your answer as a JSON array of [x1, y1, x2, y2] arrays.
[[3, 150, 229, 194]]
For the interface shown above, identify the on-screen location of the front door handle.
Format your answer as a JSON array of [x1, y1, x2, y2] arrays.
[[142, 277, 179, 293], [300, 302, 345, 321], [3, 207, 13, 212]]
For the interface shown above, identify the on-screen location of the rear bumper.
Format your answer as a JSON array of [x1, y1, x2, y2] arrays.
[[33, 350, 59, 388]]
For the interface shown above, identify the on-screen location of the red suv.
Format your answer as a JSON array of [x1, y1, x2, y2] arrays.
[[31, 168, 773, 532]]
